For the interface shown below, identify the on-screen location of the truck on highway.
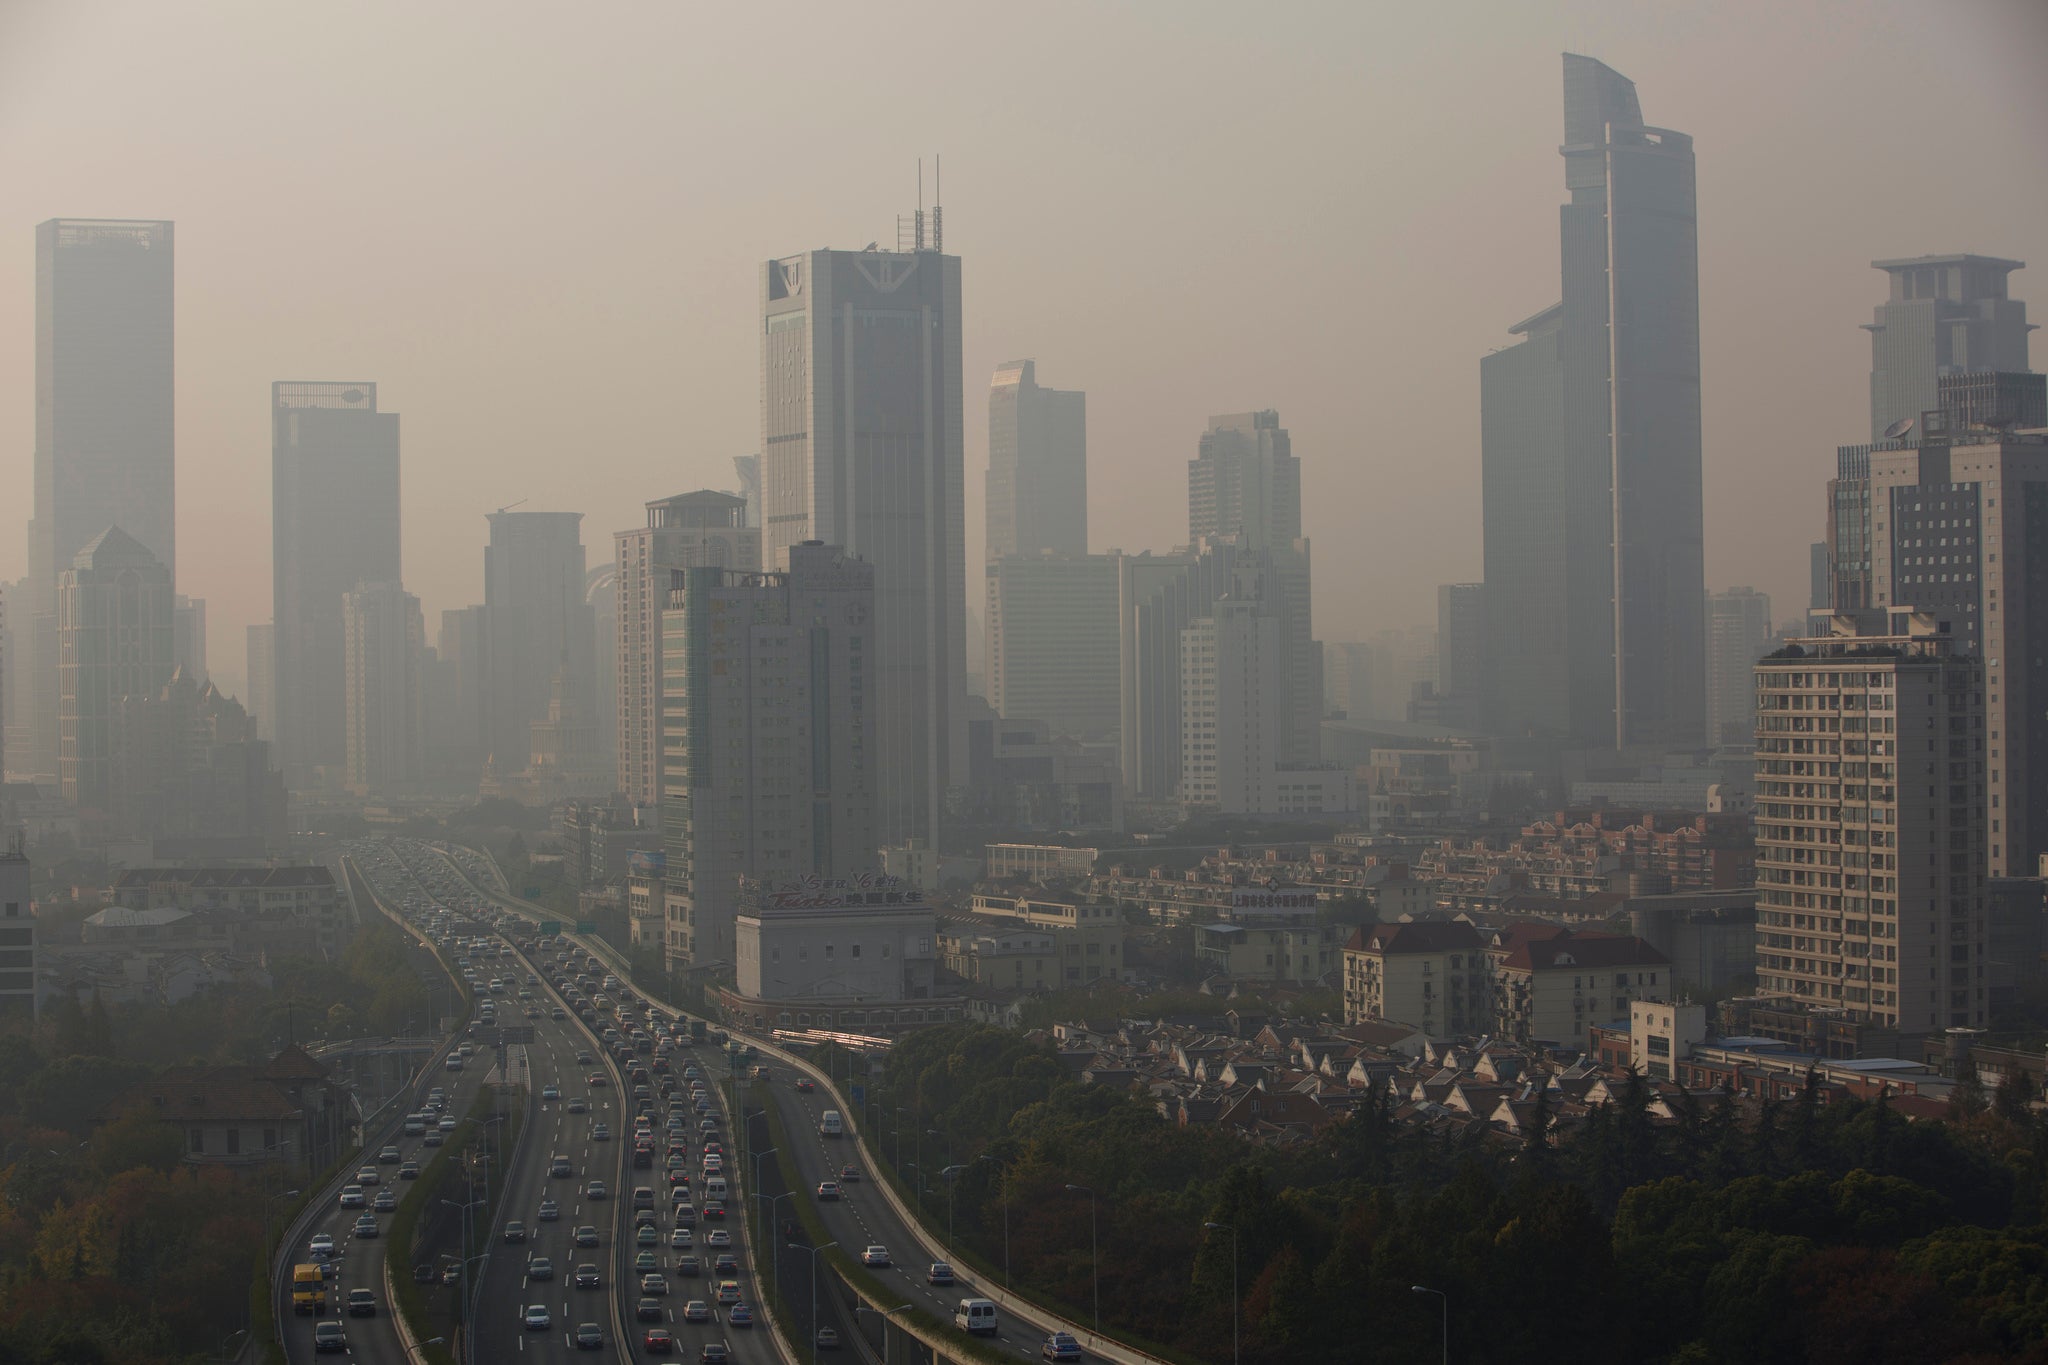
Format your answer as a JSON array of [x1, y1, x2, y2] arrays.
[[291, 1264, 328, 1314], [688, 1019, 706, 1043]]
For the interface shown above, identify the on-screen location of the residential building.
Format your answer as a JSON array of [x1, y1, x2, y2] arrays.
[[986, 843, 1099, 882], [964, 892, 1124, 985], [1188, 410, 1300, 549], [985, 551, 1119, 739], [1193, 888, 1344, 984], [1753, 611, 1988, 1030], [937, 921, 1061, 993], [586, 563, 617, 776], [485, 511, 592, 772], [660, 542, 877, 972], [1179, 598, 1350, 815], [340, 582, 424, 796], [1341, 920, 1488, 1039], [625, 851, 665, 949], [1487, 922, 1671, 1046], [760, 240, 966, 849], [1432, 584, 1484, 732], [961, 706, 1125, 833], [1706, 587, 1774, 746], [615, 492, 761, 816], [0, 836, 35, 1022], [1866, 254, 2032, 440], [1630, 998, 1707, 1080], [115, 1045, 345, 1171], [1481, 56, 1704, 748], [270, 382, 401, 787], [1118, 542, 1241, 801], [728, 875, 943, 1031], [435, 606, 489, 779], [108, 670, 285, 846], [58, 528, 175, 815], [987, 359, 1086, 561]]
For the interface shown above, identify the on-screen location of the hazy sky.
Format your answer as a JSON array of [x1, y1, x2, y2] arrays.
[[3, 0, 2045, 697]]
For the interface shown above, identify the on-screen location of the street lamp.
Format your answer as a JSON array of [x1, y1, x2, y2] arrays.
[[940, 1164, 967, 1245], [893, 1107, 912, 1174], [853, 1303, 913, 1365], [1065, 1184, 1098, 1332], [1412, 1285, 1447, 1365], [978, 1155, 1010, 1288], [754, 1189, 796, 1301], [1204, 1222, 1239, 1365], [787, 1240, 837, 1365]]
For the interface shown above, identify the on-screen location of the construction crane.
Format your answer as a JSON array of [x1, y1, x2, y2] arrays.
[[493, 498, 528, 515]]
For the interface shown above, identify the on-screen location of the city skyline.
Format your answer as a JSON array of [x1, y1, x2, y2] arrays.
[[3, 4, 2042, 702]]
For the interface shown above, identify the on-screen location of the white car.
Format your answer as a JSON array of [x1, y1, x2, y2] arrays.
[[524, 1304, 552, 1331], [860, 1245, 890, 1268], [308, 1233, 335, 1259], [337, 1185, 365, 1208]]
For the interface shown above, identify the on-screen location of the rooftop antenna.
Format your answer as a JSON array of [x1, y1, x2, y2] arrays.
[[933, 154, 942, 253], [495, 498, 528, 516]]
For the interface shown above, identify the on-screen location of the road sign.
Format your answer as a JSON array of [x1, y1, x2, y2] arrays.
[[539, 921, 562, 935], [576, 921, 597, 934], [477, 1027, 502, 1047], [498, 1025, 536, 1044], [851, 1084, 866, 1108]]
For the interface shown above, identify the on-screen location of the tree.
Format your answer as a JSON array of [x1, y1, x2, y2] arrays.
[[88, 1107, 183, 1177], [1993, 1070, 2034, 1124]]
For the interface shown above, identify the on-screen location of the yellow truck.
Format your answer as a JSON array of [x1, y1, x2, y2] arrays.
[[291, 1263, 327, 1315]]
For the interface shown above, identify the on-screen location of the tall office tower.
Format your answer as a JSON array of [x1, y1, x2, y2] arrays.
[[341, 583, 425, 796], [1434, 583, 1486, 729], [615, 492, 760, 816], [1867, 255, 2031, 441], [484, 511, 592, 772], [658, 542, 876, 971], [586, 563, 618, 776], [1482, 55, 1704, 750], [436, 606, 490, 778], [987, 360, 1087, 561], [57, 528, 174, 813], [760, 242, 965, 848], [25, 220, 175, 781], [985, 552, 1119, 739], [1705, 587, 1773, 746], [0, 837, 35, 1023], [1187, 411, 1300, 548], [271, 382, 401, 786], [1753, 612, 1986, 1031], [1117, 540, 1242, 801], [731, 456, 761, 528], [246, 623, 276, 745], [1180, 599, 1283, 811], [172, 595, 206, 682], [1810, 544, 1831, 612]]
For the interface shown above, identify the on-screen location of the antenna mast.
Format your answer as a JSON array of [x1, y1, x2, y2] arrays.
[[933, 154, 942, 253]]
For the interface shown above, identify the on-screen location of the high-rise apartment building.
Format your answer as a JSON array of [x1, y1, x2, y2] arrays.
[[1432, 583, 1485, 731], [760, 243, 966, 848], [985, 552, 1119, 740], [24, 219, 175, 781], [271, 382, 401, 786], [987, 360, 1086, 561], [246, 622, 276, 745], [659, 542, 877, 971], [435, 606, 490, 780], [341, 583, 424, 796], [484, 512, 592, 772], [1706, 587, 1774, 746], [1179, 598, 1352, 816], [1867, 255, 2031, 441], [1753, 612, 1987, 1031], [0, 838, 36, 1023], [57, 528, 174, 814], [172, 595, 206, 682], [615, 492, 760, 816], [1188, 411, 1300, 548], [1117, 541, 1243, 801], [1482, 56, 1704, 749]]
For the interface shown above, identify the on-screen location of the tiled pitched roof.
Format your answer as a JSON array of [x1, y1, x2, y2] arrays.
[[1348, 920, 1484, 955]]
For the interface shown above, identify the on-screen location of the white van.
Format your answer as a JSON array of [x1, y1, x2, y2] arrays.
[[818, 1110, 843, 1138], [702, 1176, 728, 1204], [954, 1300, 998, 1336]]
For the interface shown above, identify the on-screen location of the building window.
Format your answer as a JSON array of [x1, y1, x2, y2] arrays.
[[226, 1129, 240, 1156], [189, 1129, 204, 1153], [851, 945, 861, 958]]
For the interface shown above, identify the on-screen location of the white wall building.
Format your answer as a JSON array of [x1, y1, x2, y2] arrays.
[[733, 875, 938, 1021], [340, 582, 424, 796], [1180, 598, 1351, 816]]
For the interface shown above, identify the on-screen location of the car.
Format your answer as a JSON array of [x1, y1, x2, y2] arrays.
[[644, 1328, 675, 1354], [670, 1226, 694, 1248], [352, 1214, 379, 1239], [641, 1272, 668, 1296], [574, 1225, 600, 1247], [585, 1180, 607, 1200], [926, 1262, 955, 1286], [636, 1297, 664, 1322], [839, 1164, 861, 1182], [636, 1250, 660, 1273], [576, 1050, 593, 1064], [524, 1304, 551, 1332], [413, 1264, 437, 1284], [728, 1303, 753, 1329], [816, 1180, 840, 1201], [795, 1078, 815, 1092], [700, 1345, 729, 1364], [592, 1123, 611, 1141], [574, 1262, 602, 1289], [575, 1323, 604, 1350], [437, 1117, 458, 1132], [551, 1007, 566, 1021], [681, 1300, 712, 1324], [698, 1118, 719, 1132], [715, 1280, 741, 1305], [567, 1097, 588, 1114], [588, 1073, 609, 1087], [378, 1146, 402, 1164], [703, 1228, 730, 1248], [675, 1253, 702, 1277], [635, 1208, 659, 1229], [541, 1085, 560, 1101], [637, 1224, 659, 1246], [373, 1189, 397, 1212], [537, 1198, 559, 1221], [422, 1130, 445, 1147], [503, 1220, 527, 1243], [346, 1288, 377, 1318], [356, 1166, 381, 1185], [551, 1155, 574, 1178], [815, 1326, 840, 1349], [399, 1161, 421, 1180], [313, 1321, 346, 1353], [1042, 1332, 1083, 1362], [712, 1253, 738, 1276], [860, 1245, 890, 1268], [528, 1256, 554, 1280], [338, 1184, 365, 1208]]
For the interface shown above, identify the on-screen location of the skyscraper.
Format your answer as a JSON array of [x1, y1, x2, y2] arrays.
[[172, 595, 207, 682], [1482, 55, 1704, 749], [659, 543, 877, 971], [1705, 587, 1772, 747], [985, 552, 1120, 740], [246, 622, 276, 745], [271, 382, 400, 786], [1187, 411, 1300, 549], [485, 511, 592, 772], [436, 606, 490, 779], [1866, 254, 2031, 441], [1434, 583, 1486, 730], [731, 455, 761, 528], [614, 492, 760, 816], [57, 527, 174, 814], [760, 242, 965, 848], [25, 219, 175, 781], [987, 360, 1087, 561], [341, 582, 425, 796]]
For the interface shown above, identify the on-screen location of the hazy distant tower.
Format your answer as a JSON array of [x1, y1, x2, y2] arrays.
[[1705, 587, 1772, 746], [57, 528, 174, 813], [1867, 254, 2031, 441], [341, 582, 425, 796], [760, 230, 966, 848], [987, 360, 1086, 560], [484, 511, 593, 773]]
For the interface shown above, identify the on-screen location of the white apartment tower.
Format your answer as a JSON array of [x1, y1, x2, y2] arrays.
[[614, 491, 759, 817], [1179, 598, 1284, 813], [1753, 611, 1987, 1031], [659, 542, 877, 972], [341, 582, 424, 796]]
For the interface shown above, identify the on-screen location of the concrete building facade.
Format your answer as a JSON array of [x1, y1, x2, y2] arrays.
[[1706, 586, 1774, 746], [985, 552, 1119, 740], [986, 359, 1086, 561], [58, 528, 174, 815], [340, 582, 424, 797], [485, 511, 592, 773], [1341, 920, 1488, 1039]]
